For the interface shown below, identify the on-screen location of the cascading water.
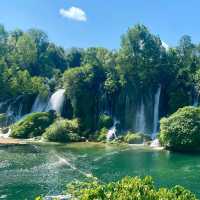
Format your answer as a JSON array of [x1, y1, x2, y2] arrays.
[[107, 119, 119, 141], [46, 89, 65, 114], [152, 85, 161, 139], [193, 94, 199, 107], [15, 103, 23, 121], [135, 99, 146, 133], [31, 95, 48, 112]]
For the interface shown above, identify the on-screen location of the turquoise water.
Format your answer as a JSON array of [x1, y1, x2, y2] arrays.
[[0, 143, 200, 200]]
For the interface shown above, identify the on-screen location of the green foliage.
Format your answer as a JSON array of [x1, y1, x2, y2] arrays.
[[118, 24, 164, 90], [64, 65, 105, 132], [123, 131, 151, 144], [98, 114, 113, 129], [124, 132, 143, 144], [66, 176, 197, 200], [15, 33, 37, 70], [1, 23, 200, 138], [11, 111, 56, 138], [159, 106, 200, 151], [96, 128, 108, 142], [43, 118, 80, 143], [194, 69, 200, 95], [66, 48, 83, 68]]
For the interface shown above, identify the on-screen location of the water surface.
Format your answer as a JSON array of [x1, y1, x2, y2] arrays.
[[0, 143, 200, 200]]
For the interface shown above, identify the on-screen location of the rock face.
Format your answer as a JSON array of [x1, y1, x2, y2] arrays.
[[44, 195, 71, 200]]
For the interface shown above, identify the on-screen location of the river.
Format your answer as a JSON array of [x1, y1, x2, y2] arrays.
[[0, 142, 200, 199]]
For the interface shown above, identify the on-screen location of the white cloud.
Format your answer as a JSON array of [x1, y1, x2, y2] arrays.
[[59, 7, 87, 22]]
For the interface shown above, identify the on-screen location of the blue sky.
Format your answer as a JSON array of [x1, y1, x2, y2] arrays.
[[0, 0, 200, 49]]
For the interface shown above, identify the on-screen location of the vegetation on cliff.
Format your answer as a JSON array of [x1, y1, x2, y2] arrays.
[[43, 118, 81, 142], [11, 111, 56, 138], [159, 106, 200, 151], [1, 23, 200, 146]]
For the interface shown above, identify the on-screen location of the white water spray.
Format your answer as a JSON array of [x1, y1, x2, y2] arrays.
[[135, 99, 146, 133], [107, 119, 119, 141], [0, 128, 11, 138], [54, 154, 95, 179], [46, 89, 65, 114], [152, 85, 161, 139]]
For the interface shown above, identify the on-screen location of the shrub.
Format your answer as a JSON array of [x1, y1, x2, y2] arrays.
[[96, 127, 108, 142], [123, 132, 143, 144], [66, 176, 197, 200], [43, 118, 80, 143], [11, 111, 56, 138], [159, 106, 200, 151], [98, 114, 113, 129]]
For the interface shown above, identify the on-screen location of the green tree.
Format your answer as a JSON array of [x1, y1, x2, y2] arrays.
[[16, 34, 37, 70]]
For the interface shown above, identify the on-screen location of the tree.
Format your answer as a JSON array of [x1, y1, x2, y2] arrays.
[[16, 34, 37, 71], [45, 43, 68, 71], [64, 65, 105, 132], [66, 48, 83, 68], [118, 24, 164, 91], [0, 24, 8, 56]]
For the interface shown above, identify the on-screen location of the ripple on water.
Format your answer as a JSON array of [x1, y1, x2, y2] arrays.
[[0, 161, 10, 169]]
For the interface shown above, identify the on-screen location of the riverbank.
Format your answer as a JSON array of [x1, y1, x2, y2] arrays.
[[0, 136, 164, 151], [0, 137, 26, 145]]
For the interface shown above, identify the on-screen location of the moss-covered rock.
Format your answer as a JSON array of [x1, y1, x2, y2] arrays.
[[11, 111, 56, 138], [43, 118, 80, 143], [159, 106, 200, 151]]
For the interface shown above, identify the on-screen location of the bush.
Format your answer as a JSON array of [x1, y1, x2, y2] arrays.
[[96, 128, 108, 142], [11, 111, 56, 138], [43, 118, 80, 143], [159, 106, 200, 151], [98, 114, 113, 129], [66, 176, 197, 200], [124, 132, 143, 144]]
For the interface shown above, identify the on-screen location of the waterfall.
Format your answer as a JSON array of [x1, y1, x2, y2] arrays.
[[135, 99, 146, 133], [46, 89, 65, 114], [107, 119, 119, 141], [15, 103, 23, 121], [31, 95, 48, 112], [152, 85, 161, 139], [193, 94, 199, 107]]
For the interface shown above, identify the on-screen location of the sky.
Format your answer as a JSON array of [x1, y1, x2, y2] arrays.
[[0, 0, 200, 50]]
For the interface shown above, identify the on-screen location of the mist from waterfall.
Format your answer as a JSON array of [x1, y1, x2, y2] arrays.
[[46, 89, 65, 114], [135, 99, 146, 133], [152, 85, 161, 139]]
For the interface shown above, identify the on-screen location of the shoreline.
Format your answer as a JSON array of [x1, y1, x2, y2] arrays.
[[0, 137, 26, 145], [0, 136, 164, 151]]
